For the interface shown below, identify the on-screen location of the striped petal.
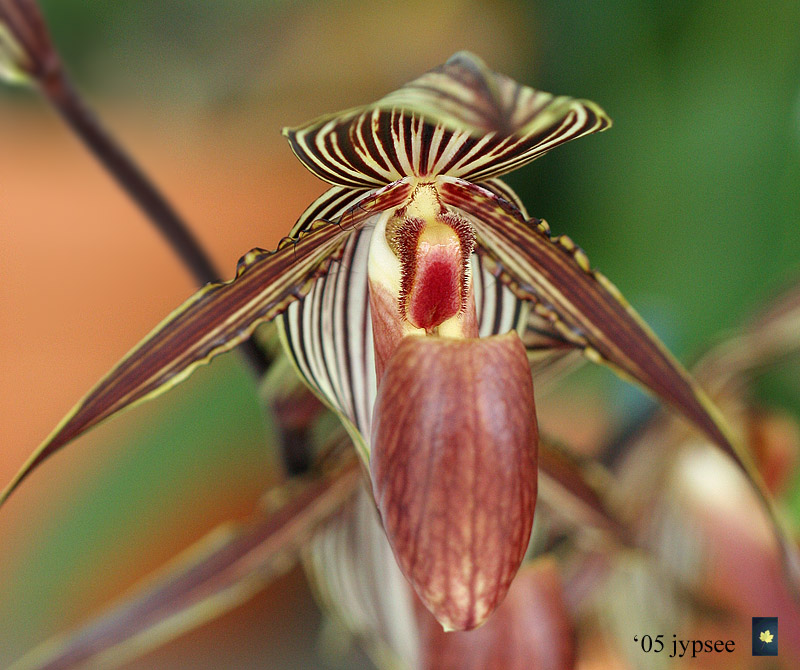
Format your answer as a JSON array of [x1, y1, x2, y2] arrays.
[[287, 183, 372, 235], [438, 176, 800, 590], [0, 180, 412, 507], [283, 51, 610, 188], [279, 233, 532, 460]]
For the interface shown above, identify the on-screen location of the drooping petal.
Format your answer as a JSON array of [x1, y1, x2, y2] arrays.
[[438, 176, 800, 593], [283, 51, 610, 188], [477, 180, 584, 385], [370, 333, 538, 631], [474, 235, 583, 383], [0, 181, 411, 507]]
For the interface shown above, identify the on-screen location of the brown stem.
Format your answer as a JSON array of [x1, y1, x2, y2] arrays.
[[3, 1, 318, 473], [40, 73, 270, 377], [3, 0, 271, 376]]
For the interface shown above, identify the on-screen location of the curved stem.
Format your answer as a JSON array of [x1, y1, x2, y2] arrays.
[[41, 73, 271, 377], [2, 1, 317, 471]]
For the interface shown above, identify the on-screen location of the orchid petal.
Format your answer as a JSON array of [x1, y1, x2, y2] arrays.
[[0, 181, 411, 507], [284, 51, 610, 188], [439, 176, 800, 592]]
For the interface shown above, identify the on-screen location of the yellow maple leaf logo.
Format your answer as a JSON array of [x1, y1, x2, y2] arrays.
[[760, 630, 774, 644]]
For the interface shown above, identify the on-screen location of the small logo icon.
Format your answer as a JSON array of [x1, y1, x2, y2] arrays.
[[752, 617, 778, 656]]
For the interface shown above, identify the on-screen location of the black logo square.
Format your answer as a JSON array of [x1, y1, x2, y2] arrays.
[[752, 617, 778, 656]]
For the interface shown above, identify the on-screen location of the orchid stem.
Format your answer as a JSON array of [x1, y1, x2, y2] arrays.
[[46, 79, 219, 287], [2, 0, 313, 472], [41, 73, 272, 382], [35, 67, 321, 473]]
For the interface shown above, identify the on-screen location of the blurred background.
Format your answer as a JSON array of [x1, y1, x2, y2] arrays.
[[1, 0, 799, 667]]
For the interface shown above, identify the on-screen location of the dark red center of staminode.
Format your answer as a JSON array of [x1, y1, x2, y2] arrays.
[[396, 213, 474, 332], [406, 243, 463, 331]]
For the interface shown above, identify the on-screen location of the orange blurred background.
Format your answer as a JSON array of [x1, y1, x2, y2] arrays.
[[3, 0, 800, 667]]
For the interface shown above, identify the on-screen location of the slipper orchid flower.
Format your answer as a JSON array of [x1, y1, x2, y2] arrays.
[[2, 51, 790, 632]]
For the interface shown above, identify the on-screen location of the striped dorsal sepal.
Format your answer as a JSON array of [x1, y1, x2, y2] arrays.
[[283, 51, 611, 189]]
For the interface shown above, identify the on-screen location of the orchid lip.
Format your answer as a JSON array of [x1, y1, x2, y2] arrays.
[[369, 333, 538, 631]]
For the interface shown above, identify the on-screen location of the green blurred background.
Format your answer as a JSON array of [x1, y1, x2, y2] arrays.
[[1, 0, 799, 667]]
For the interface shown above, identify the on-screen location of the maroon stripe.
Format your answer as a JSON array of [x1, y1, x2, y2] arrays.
[[7, 182, 411, 503], [440, 178, 735, 457]]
